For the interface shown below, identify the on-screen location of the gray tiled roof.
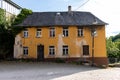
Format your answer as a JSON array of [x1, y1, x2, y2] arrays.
[[17, 11, 107, 27]]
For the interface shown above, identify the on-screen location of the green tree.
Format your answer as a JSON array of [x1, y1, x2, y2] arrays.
[[106, 37, 119, 58], [0, 9, 14, 59], [0, 8, 32, 59], [112, 33, 120, 42], [0, 9, 6, 25], [106, 33, 120, 63], [12, 8, 32, 36]]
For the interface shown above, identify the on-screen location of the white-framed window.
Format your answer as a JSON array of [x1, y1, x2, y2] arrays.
[[78, 27, 83, 37], [36, 29, 42, 37], [23, 47, 28, 55], [63, 27, 68, 37], [63, 45, 68, 55], [23, 29, 28, 38], [49, 46, 55, 55], [49, 27, 55, 37]]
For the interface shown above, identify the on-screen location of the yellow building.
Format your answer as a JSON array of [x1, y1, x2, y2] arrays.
[[14, 6, 108, 66]]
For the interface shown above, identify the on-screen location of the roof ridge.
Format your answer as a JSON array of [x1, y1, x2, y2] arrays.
[[32, 11, 90, 13]]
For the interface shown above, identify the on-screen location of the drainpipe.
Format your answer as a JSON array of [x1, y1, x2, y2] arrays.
[[91, 17, 98, 66], [91, 28, 95, 66]]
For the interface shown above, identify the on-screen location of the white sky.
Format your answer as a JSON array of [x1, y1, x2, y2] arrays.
[[75, 0, 120, 37]]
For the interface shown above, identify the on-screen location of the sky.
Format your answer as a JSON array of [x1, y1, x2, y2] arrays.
[[12, 0, 120, 37]]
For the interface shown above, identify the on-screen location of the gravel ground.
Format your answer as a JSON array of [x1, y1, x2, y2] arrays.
[[53, 68, 120, 80], [0, 61, 120, 80]]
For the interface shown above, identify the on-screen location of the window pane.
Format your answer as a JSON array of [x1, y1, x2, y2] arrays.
[[63, 27, 68, 37], [23, 29, 28, 38], [49, 46, 55, 55], [78, 27, 83, 37], [83, 45, 89, 55], [23, 47, 28, 55], [50, 28, 55, 37], [63, 46, 68, 55], [36, 29, 41, 37]]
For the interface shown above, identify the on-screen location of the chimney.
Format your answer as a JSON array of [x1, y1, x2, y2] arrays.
[[68, 6, 72, 13]]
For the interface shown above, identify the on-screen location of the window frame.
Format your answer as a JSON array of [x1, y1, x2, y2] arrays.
[[63, 27, 68, 37], [83, 45, 89, 56], [49, 27, 55, 37], [49, 46, 55, 55], [78, 27, 83, 37], [23, 47, 28, 55], [63, 45, 68, 55], [23, 29, 28, 38], [36, 28, 42, 38], [91, 28, 97, 37]]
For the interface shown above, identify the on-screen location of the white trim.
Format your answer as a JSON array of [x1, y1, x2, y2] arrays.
[[36, 28, 42, 38]]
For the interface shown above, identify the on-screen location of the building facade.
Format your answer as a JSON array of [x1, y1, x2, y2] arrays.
[[0, 0, 22, 23], [14, 7, 108, 66]]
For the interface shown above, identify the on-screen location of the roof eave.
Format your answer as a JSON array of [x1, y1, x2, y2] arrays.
[[4, 0, 22, 9]]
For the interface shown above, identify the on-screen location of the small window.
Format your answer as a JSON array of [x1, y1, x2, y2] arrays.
[[63, 27, 68, 37], [63, 46, 68, 55], [23, 29, 28, 38], [83, 45, 89, 55], [49, 46, 55, 55], [91, 28, 97, 36], [78, 27, 83, 37], [36, 29, 42, 37], [50, 27, 55, 37], [23, 47, 28, 55]]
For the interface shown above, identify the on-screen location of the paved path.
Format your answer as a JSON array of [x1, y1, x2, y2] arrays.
[[0, 62, 119, 80]]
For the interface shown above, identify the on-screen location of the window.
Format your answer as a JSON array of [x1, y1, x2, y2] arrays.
[[63, 27, 68, 37], [23, 47, 28, 55], [50, 27, 55, 37], [36, 29, 42, 37], [49, 46, 55, 55], [91, 28, 97, 36], [23, 29, 28, 38], [78, 27, 83, 37], [83, 45, 89, 55], [63, 46, 68, 55]]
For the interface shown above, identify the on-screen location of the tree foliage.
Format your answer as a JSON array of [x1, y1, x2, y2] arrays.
[[0, 8, 32, 59], [106, 34, 120, 60], [112, 33, 120, 42], [12, 8, 32, 36], [0, 9, 6, 25], [0, 9, 14, 59]]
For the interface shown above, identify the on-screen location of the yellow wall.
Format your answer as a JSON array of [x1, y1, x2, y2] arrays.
[[18, 26, 107, 59]]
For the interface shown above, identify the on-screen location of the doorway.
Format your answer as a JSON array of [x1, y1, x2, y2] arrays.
[[37, 45, 44, 61]]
